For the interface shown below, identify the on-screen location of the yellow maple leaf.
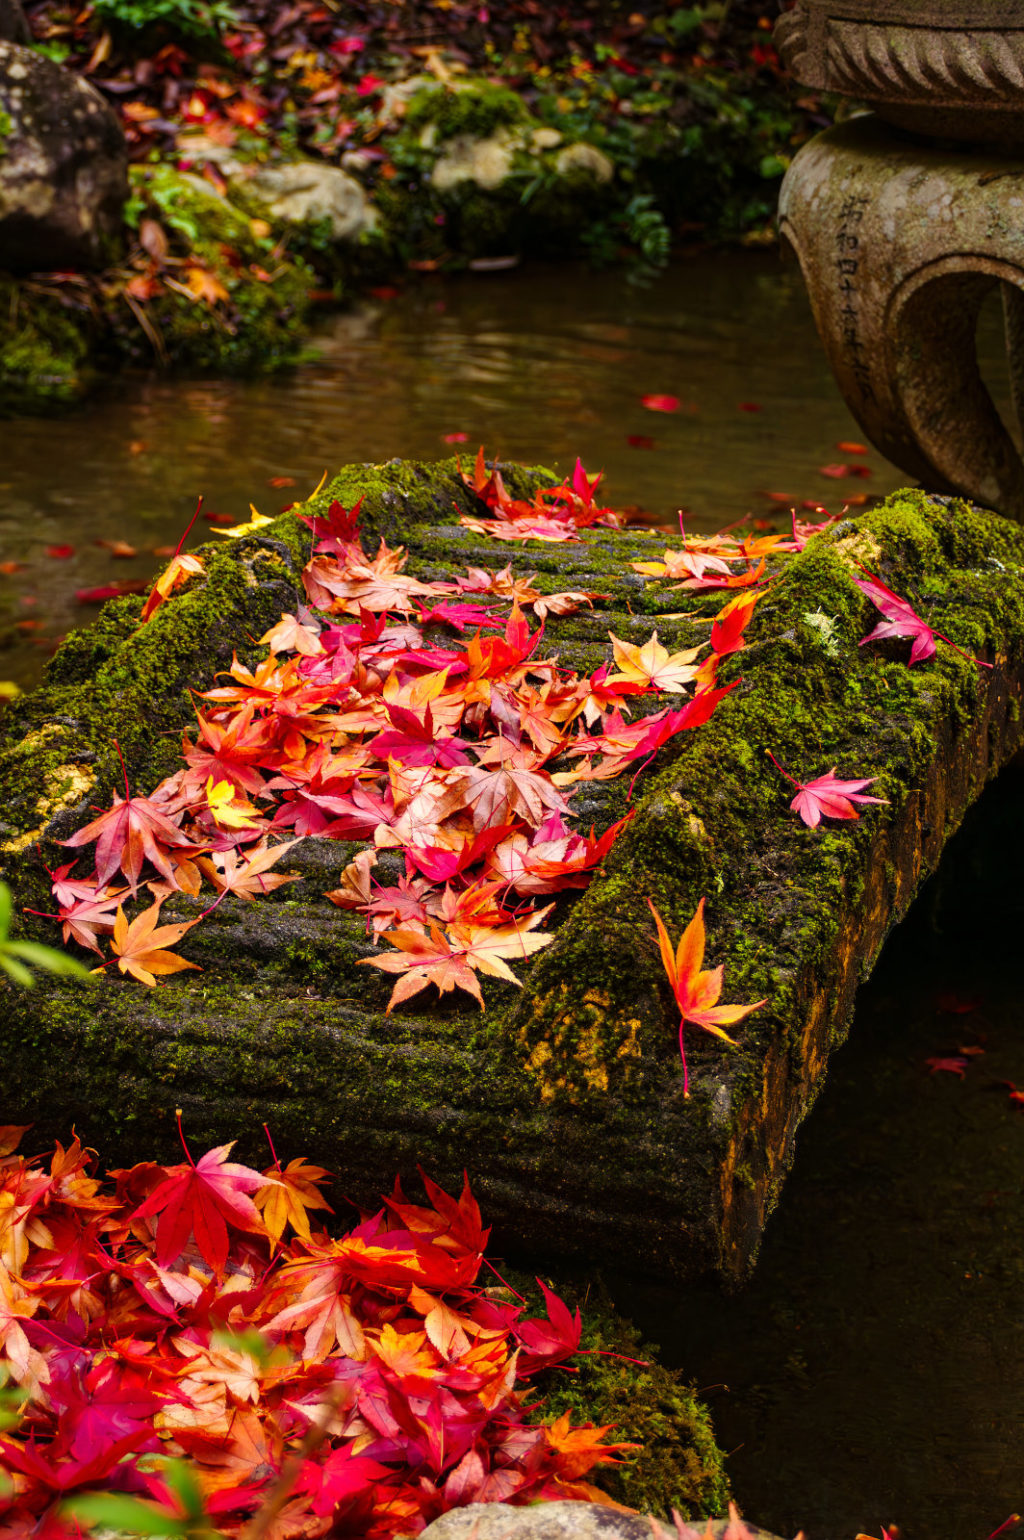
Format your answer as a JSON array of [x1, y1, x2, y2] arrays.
[[606, 630, 703, 691], [181, 264, 230, 305], [211, 503, 275, 539], [205, 777, 262, 831]]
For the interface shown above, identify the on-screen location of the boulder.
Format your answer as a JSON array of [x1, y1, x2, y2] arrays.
[[420, 1504, 787, 1540], [177, 135, 377, 243], [1, 462, 1023, 1288], [0, 42, 126, 271]]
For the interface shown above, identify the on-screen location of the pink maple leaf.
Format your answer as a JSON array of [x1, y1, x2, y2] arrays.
[[768, 752, 888, 829], [854, 568, 991, 668]]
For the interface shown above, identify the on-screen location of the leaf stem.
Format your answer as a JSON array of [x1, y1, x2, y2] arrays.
[[172, 494, 204, 560], [175, 1108, 196, 1169], [765, 747, 798, 787], [112, 739, 131, 802], [679, 1016, 689, 1098], [262, 1122, 281, 1172]]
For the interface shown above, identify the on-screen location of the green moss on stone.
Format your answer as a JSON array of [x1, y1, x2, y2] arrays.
[[404, 81, 532, 143], [510, 1273, 728, 1519], [114, 165, 313, 373], [0, 276, 94, 412], [3, 473, 1024, 1298]]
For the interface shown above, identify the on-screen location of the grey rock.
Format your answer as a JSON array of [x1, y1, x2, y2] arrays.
[[176, 135, 377, 243], [419, 1503, 788, 1540], [247, 160, 377, 242], [0, 41, 126, 271]]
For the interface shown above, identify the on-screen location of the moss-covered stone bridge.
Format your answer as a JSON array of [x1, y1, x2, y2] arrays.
[[2, 458, 1022, 1288]]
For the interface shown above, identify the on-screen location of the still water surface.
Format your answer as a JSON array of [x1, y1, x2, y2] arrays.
[[0, 250, 905, 688], [2, 251, 1021, 1536]]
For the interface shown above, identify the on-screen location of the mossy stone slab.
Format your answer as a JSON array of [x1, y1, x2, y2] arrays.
[[2, 459, 1023, 1288]]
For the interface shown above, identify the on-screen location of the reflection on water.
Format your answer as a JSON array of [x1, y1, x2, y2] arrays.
[[0, 251, 907, 688], [617, 770, 1024, 1540]]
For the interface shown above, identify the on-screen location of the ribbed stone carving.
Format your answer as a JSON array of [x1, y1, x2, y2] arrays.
[[775, 1, 1024, 144]]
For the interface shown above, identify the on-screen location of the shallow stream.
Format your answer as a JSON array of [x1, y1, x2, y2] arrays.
[[0, 250, 906, 690], [2, 250, 1021, 1536]]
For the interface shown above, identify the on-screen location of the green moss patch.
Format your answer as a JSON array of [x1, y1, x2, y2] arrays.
[[1, 467, 1022, 1307]]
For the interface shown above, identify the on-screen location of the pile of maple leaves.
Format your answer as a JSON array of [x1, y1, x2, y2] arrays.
[[42, 455, 775, 1004], [37, 451, 977, 1030], [0, 1120, 634, 1537]]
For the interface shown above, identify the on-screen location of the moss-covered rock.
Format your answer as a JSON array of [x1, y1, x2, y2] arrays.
[[0, 162, 314, 410], [2, 462, 1023, 1303], [519, 1274, 728, 1517], [112, 164, 313, 373]]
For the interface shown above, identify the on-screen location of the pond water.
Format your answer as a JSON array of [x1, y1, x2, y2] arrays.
[[618, 770, 1024, 1540], [0, 249, 908, 691], [3, 249, 1022, 1535]]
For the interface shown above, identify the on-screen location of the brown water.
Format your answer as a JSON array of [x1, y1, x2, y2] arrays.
[[0, 250, 907, 690]]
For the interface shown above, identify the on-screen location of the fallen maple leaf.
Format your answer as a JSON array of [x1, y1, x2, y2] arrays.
[[360, 908, 554, 1013], [768, 752, 888, 829], [606, 630, 703, 692], [255, 1155, 334, 1245], [133, 1125, 270, 1272], [648, 897, 765, 1096], [140, 553, 206, 623], [64, 787, 196, 893], [179, 265, 230, 305], [195, 840, 302, 901], [855, 568, 991, 669], [101, 900, 200, 987], [925, 1055, 969, 1078], [205, 776, 263, 832], [259, 612, 325, 657]]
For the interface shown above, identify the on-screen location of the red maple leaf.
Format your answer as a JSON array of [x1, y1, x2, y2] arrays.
[[514, 1280, 582, 1376], [63, 787, 196, 892], [925, 1055, 969, 1078], [132, 1122, 273, 1273]]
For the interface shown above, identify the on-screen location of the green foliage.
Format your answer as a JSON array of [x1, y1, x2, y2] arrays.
[[0, 1365, 28, 1435], [92, 0, 238, 44], [0, 277, 94, 414], [66, 1460, 220, 1539], [0, 882, 88, 987]]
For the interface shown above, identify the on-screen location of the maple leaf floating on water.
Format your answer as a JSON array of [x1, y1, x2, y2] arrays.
[[648, 897, 766, 1096], [768, 752, 889, 829]]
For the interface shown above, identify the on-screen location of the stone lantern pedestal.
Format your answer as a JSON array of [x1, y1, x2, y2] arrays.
[[775, 1, 1024, 520]]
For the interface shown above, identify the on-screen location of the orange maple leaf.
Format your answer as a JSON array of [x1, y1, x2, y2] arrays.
[[606, 630, 703, 691], [140, 552, 205, 623], [180, 264, 231, 305], [648, 897, 765, 1097], [100, 899, 200, 987], [254, 1156, 334, 1245], [360, 908, 554, 1013]]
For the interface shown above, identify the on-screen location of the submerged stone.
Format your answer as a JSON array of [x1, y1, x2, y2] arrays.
[[2, 460, 1023, 1299]]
